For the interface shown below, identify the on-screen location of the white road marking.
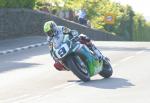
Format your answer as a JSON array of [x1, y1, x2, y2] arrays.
[[111, 49, 145, 67], [48, 82, 76, 90], [136, 50, 145, 55], [1, 52, 144, 103], [11, 95, 43, 103], [1, 82, 77, 103], [63, 82, 82, 89], [1, 40, 149, 103], [0, 94, 29, 103], [0, 42, 48, 55], [18, 82, 83, 103], [0, 54, 144, 103], [112, 63, 117, 67], [119, 56, 134, 63]]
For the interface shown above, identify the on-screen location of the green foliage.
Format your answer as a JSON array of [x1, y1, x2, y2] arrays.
[[35, 0, 84, 11], [2, 0, 149, 41], [0, 0, 36, 9], [34, 0, 150, 41], [132, 14, 150, 41], [143, 23, 150, 41]]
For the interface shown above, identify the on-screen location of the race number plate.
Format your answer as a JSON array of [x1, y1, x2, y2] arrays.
[[55, 43, 69, 58]]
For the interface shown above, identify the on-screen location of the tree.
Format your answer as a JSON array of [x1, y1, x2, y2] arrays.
[[35, 0, 150, 41]]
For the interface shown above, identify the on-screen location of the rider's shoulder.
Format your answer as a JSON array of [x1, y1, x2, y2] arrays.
[[57, 26, 65, 30]]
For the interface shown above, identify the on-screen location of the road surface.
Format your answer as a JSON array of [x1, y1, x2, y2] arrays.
[[0, 36, 150, 103]]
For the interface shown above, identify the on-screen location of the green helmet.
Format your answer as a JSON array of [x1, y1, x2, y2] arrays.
[[43, 21, 57, 36]]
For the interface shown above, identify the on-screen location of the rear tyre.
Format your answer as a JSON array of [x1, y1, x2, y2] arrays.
[[65, 55, 90, 82], [99, 58, 113, 78]]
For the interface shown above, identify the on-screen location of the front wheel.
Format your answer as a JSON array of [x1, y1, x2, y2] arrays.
[[64, 55, 90, 82], [99, 58, 113, 78]]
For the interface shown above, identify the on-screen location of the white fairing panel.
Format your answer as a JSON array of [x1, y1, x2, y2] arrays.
[[55, 43, 69, 58]]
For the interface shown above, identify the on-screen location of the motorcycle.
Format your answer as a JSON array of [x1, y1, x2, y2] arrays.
[[51, 31, 113, 82]]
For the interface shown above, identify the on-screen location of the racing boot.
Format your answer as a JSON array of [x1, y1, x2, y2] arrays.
[[90, 44, 104, 62]]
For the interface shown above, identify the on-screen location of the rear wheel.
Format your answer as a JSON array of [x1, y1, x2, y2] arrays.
[[99, 58, 113, 78], [65, 55, 90, 82]]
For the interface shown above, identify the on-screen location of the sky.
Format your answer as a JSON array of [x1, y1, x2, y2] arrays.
[[111, 0, 150, 21]]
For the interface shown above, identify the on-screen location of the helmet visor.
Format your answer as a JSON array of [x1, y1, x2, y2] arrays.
[[47, 30, 54, 37]]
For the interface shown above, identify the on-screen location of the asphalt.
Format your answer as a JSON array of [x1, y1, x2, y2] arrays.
[[0, 36, 150, 103]]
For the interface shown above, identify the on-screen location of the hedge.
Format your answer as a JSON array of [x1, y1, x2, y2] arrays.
[[0, 0, 36, 9]]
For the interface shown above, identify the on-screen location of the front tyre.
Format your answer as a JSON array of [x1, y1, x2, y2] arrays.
[[65, 55, 90, 82], [99, 58, 113, 78]]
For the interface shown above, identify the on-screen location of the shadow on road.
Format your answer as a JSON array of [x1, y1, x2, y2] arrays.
[[77, 77, 134, 89], [0, 62, 41, 73], [0, 45, 49, 73]]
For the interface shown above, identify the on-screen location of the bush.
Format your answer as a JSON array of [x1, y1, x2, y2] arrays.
[[0, 0, 36, 9]]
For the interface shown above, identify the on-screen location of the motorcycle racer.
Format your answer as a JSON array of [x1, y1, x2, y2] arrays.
[[43, 21, 104, 71]]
